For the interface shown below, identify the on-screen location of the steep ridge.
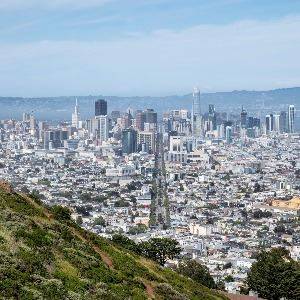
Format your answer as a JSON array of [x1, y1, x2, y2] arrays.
[[0, 184, 227, 300]]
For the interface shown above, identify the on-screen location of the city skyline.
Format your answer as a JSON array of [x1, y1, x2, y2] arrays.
[[0, 82, 299, 299], [1, 2, 300, 299]]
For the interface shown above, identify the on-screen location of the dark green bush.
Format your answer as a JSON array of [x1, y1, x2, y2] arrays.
[[51, 205, 71, 221]]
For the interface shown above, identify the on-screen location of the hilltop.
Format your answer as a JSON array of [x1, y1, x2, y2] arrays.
[[0, 183, 227, 300]]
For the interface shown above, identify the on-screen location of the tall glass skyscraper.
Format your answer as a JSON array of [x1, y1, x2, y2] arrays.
[[280, 111, 287, 133], [240, 107, 247, 129], [288, 105, 295, 133], [208, 104, 217, 130], [192, 87, 201, 117], [192, 87, 201, 136], [122, 128, 137, 154], [95, 99, 107, 116], [265, 114, 274, 133], [225, 126, 233, 144]]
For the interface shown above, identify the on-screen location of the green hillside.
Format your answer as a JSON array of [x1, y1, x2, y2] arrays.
[[0, 184, 227, 300]]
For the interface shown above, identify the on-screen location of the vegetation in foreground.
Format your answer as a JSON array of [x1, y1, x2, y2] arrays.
[[245, 247, 300, 300], [0, 185, 227, 300]]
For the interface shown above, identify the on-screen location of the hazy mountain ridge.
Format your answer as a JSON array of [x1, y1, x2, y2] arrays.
[[0, 87, 299, 120]]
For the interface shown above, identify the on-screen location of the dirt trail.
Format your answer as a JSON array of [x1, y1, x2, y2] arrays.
[[94, 245, 114, 269], [70, 227, 114, 269], [144, 282, 155, 299], [16, 192, 160, 298]]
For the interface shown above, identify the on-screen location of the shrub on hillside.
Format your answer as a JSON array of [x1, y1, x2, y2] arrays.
[[51, 205, 71, 222]]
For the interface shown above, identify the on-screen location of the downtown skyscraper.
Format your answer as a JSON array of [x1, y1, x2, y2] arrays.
[[192, 87, 202, 137], [86, 99, 109, 144], [95, 99, 107, 117], [288, 105, 295, 133], [71, 98, 80, 128]]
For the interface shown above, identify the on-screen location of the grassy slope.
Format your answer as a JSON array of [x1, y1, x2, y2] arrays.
[[0, 187, 228, 300]]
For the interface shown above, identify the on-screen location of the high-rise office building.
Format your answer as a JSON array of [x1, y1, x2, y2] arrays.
[[43, 131, 53, 150], [88, 117, 108, 142], [122, 128, 137, 154], [135, 111, 146, 131], [247, 116, 254, 129], [265, 114, 274, 133], [144, 109, 157, 124], [38, 121, 46, 131], [22, 113, 31, 122], [208, 104, 217, 130], [225, 126, 233, 144], [217, 124, 225, 139], [71, 98, 80, 128], [137, 131, 156, 153], [121, 113, 132, 129], [135, 109, 157, 131], [280, 111, 287, 133], [43, 130, 69, 149], [88, 99, 109, 143], [288, 105, 295, 133], [111, 111, 121, 122], [192, 87, 201, 136], [253, 118, 260, 128], [126, 107, 134, 117], [273, 114, 280, 133], [241, 107, 247, 129], [92, 115, 109, 143], [29, 114, 36, 136], [192, 87, 201, 117], [208, 104, 215, 115], [171, 109, 188, 120], [169, 136, 183, 152], [95, 99, 107, 116]]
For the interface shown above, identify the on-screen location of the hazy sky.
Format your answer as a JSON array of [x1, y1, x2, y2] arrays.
[[1, 0, 300, 97]]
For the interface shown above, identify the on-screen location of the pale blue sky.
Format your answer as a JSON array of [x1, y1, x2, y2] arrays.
[[1, 0, 300, 96]]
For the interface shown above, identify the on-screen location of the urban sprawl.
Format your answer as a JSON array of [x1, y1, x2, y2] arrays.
[[0, 88, 299, 294]]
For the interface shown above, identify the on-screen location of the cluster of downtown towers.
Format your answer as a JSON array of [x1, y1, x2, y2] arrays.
[[71, 98, 159, 154], [66, 89, 296, 155]]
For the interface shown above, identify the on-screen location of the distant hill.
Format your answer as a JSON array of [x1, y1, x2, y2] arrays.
[[0, 87, 299, 120], [0, 182, 227, 299]]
